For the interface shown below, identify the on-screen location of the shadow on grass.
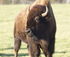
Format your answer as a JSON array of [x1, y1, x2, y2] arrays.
[[0, 51, 67, 57], [0, 53, 29, 57], [0, 47, 67, 57], [55, 51, 67, 53], [0, 47, 29, 57], [0, 47, 27, 50]]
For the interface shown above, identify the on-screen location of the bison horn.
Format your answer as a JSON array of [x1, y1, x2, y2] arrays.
[[27, 6, 30, 14], [42, 6, 48, 17]]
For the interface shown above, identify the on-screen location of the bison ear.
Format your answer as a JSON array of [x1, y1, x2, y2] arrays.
[[35, 16, 40, 23]]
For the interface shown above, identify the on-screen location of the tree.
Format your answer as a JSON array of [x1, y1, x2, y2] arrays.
[[12, 0, 15, 4], [20, 0, 24, 4], [66, 0, 70, 4], [59, 0, 63, 3], [0, 0, 4, 4]]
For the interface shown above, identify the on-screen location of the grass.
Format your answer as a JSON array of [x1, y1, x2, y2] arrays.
[[0, 4, 70, 57]]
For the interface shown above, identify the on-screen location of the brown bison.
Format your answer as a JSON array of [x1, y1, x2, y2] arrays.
[[14, 0, 56, 57], [25, 5, 56, 57]]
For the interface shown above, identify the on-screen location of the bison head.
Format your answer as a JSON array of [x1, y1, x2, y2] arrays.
[[25, 5, 49, 41]]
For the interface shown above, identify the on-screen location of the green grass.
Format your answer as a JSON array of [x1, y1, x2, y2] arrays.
[[0, 4, 70, 57]]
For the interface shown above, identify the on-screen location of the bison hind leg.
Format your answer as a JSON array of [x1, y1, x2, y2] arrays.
[[14, 37, 21, 57]]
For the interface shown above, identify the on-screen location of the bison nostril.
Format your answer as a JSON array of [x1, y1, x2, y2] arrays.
[[25, 28, 31, 34]]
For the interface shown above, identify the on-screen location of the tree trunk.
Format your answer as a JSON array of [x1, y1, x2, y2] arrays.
[[0, 0, 3, 4], [66, 0, 70, 4], [59, 0, 63, 3], [20, 0, 24, 4], [12, 0, 15, 4]]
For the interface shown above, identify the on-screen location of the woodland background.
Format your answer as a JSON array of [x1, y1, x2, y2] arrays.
[[0, 0, 70, 4]]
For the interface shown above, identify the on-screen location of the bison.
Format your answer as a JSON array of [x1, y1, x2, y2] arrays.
[[25, 5, 56, 57], [14, 0, 56, 57]]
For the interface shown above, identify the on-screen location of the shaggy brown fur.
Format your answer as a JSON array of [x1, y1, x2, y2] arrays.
[[26, 5, 56, 57], [30, 0, 49, 9], [14, 0, 56, 57]]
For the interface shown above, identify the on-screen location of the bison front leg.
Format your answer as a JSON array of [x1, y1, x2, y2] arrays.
[[47, 36, 55, 57], [40, 40, 53, 57], [28, 38, 40, 57], [14, 37, 21, 57]]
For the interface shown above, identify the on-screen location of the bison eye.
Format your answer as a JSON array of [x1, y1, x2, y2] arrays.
[[35, 16, 40, 23]]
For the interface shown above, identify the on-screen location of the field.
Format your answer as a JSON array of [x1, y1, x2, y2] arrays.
[[0, 4, 70, 57]]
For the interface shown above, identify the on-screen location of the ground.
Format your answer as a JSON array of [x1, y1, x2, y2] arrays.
[[0, 4, 70, 57]]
